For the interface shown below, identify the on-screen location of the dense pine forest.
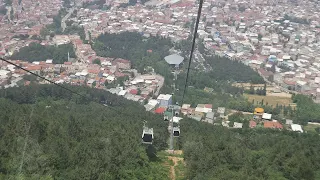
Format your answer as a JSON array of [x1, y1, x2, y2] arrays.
[[293, 94, 320, 124], [93, 32, 173, 74], [180, 119, 320, 180], [203, 55, 265, 84], [0, 85, 169, 179], [92, 32, 264, 84], [9, 42, 76, 64], [1, 85, 320, 179]]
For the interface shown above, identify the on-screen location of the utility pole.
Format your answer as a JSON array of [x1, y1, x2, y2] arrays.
[[169, 67, 177, 151], [169, 105, 174, 151]]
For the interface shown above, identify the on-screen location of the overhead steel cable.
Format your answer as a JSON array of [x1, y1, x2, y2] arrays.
[[0, 57, 85, 98], [1, 0, 203, 124], [17, 89, 38, 176], [0, 57, 150, 122], [168, 0, 204, 152], [181, 0, 204, 105]]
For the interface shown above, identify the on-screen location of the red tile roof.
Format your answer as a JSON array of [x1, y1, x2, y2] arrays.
[[64, 62, 72, 65], [14, 69, 27, 74], [155, 107, 166, 114], [204, 104, 212, 108], [264, 121, 283, 129], [115, 71, 126, 77], [249, 120, 257, 128], [114, 58, 130, 64], [24, 81, 31, 86], [283, 79, 296, 86], [26, 65, 41, 71], [129, 89, 138, 95], [88, 69, 100, 74], [258, 68, 273, 77], [171, 2, 193, 7]]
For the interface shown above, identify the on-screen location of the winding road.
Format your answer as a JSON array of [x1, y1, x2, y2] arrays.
[[61, 8, 74, 32]]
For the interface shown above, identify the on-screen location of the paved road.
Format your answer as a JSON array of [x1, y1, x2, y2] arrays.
[[196, 50, 212, 72], [193, 50, 205, 71], [6, 6, 12, 22], [61, 8, 74, 32], [85, 29, 89, 41]]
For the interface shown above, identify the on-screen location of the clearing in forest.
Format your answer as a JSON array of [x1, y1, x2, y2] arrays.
[[161, 150, 185, 180], [304, 123, 320, 133], [244, 94, 294, 107]]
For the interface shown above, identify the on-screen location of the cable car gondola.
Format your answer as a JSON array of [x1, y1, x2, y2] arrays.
[[173, 126, 180, 137], [142, 126, 154, 144]]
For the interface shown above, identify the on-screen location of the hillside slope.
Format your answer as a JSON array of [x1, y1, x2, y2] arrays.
[[2, 85, 319, 180], [179, 119, 320, 180], [0, 85, 169, 179]]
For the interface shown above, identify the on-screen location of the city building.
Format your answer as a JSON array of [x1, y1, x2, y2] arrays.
[[157, 94, 172, 107]]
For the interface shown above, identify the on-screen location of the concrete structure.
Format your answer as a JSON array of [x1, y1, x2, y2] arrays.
[[254, 107, 264, 119], [172, 116, 183, 123], [164, 54, 184, 68], [233, 122, 243, 129], [291, 124, 303, 133], [286, 119, 293, 125], [157, 94, 172, 107], [204, 112, 214, 124], [217, 107, 225, 115], [262, 113, 272, 120], [113, 58, 131, 70], [52, 35, 71, 45]]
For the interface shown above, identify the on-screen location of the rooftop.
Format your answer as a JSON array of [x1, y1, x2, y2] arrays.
[[157, 94, 172, 100], [249, 120, 257, 128], [234, 122, 243, 129], [262, 113, 272, 120], [264, 121, 283, 129], [291, 124, 303, 133], [155, 107, 166, 114], [164, 54, 184, 65]]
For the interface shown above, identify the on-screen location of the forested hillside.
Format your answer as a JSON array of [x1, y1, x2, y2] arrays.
[[293, 94, 320, 124], [93, 31, 175, 89], [93, 32, 172, 73], [0, 85, 169, 179], [203, 55, 265, 84], [1, 85, 319, 179], [92, 32, 265, 105], [9, 42, 76, 64], [179, 119, 320, 180]]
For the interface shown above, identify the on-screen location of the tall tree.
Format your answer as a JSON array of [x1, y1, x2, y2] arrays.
[[271, 64, 276, 73], [92, 58, 101, 65], [263, 83, 267, 96], [249, 85, 255, 94]]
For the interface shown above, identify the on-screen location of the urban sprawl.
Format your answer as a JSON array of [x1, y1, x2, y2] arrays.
[[1, 0, 320, 132]]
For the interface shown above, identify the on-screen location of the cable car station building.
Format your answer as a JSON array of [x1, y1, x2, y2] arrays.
[[164, 54, 184, 69]]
